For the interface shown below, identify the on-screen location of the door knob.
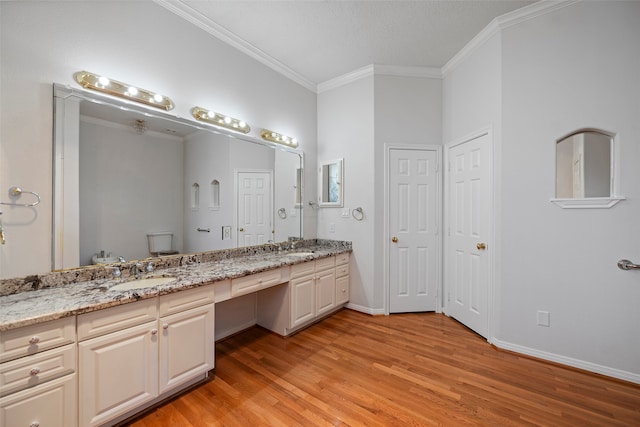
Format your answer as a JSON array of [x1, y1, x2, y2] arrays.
[[239, 228, 244, 232], [392, 236, 398, 243], [477, 242, 487, 250]]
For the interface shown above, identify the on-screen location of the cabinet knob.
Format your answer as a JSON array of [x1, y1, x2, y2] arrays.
[[29, 367, 41, 376], [151, 329, 158, 335], [341, 289, 347, 293], [29, 336, 40, 344], [476, 242, 487, 250], [392, 236, 398, 243], [162, 324, 169, 330], [239, 228, 245, 232]]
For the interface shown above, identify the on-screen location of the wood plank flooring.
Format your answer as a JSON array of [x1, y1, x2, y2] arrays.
[[126, 309, 640, 426]]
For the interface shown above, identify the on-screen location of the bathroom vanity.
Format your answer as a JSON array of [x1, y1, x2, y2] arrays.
[[0, 240, 351, 427]]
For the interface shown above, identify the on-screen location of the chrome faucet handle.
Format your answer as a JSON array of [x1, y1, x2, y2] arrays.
[[112, 267, 121, 278], [146, 262, 155, 272]]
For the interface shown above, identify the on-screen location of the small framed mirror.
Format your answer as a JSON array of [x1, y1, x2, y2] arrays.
[[319, 158, 343, 207], [552, 128, 624, 208]]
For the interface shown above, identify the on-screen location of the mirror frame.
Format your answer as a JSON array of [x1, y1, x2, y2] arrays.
[[550, 128, 625, 209], [52, 83, 304, 270], [318, 158, 343, 207]]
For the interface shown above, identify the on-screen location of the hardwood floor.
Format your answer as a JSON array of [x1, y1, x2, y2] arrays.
[[126, 309, 640, 426]]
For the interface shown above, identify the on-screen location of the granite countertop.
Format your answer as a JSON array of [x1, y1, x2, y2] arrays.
[[0, 240, 351, 332]]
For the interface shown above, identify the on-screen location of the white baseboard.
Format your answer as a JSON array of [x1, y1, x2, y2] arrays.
[[492, 338, 640, 385], [346, 303, 385, 316]]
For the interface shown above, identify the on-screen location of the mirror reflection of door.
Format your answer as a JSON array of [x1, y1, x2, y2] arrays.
[[236, 170, 273, 247], [556, 130, 612, 199]]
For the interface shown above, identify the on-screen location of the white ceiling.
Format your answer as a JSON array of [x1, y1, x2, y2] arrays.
[[164, 0, 536, 89]]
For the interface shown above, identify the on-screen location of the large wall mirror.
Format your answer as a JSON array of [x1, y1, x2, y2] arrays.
[[53, 84, 303, 269], [552, 128, 624, 209]]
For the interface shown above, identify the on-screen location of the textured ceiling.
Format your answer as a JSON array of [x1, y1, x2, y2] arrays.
[[175, 0, 536, 86]]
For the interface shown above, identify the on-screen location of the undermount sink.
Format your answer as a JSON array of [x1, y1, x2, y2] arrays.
[[109, 276, 177, 291], [287, 252, 315, 257]]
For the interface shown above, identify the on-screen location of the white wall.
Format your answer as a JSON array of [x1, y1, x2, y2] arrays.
[[498, 1, 640, 379], [317, 72, 442, 313], [444, 1, 640, 381], [374, 74, 443, 310], [0, 0, 317, 278], [317, 76, 375, 310]]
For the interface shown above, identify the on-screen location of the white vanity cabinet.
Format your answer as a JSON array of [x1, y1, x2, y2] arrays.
[[258, 254, 350, 336], [158, 288, 214, 394], [78, 299, 159, 427], [335, 252, 350, 305], [0, 317, 77, 427], [78, 285, 214, 427]]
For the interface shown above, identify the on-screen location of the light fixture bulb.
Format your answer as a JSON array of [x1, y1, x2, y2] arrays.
[[224, 116, 232, 124], [128, 86, 138, 96], [98, 76, 109, 86], [239, 121, 246, 128]]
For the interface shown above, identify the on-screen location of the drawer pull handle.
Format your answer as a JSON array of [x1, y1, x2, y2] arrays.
[[30, 422, 40, 427], [151, 329, 158, 335], [162, 324, 169, 330], [30, 368, 41, 376], [29, 336, 40, 344]]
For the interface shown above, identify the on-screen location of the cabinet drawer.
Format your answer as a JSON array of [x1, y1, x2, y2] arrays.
[[160, 285, 215, 317], [0, 344, 75, 397], [231, 268, 284, 297], [315, 256, 335, 271], [0, 317, 76, 363], [78, 298, 157, 341], [335, 264, 349, 278], [0, 373, 77, 427], [336, 252, 350, 266], [290, 261, 315, 279]]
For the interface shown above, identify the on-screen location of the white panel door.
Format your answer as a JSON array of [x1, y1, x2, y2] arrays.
[[389, 148, 438, 313], [446, 133, 491, 337], [236, 171, 273, 247]]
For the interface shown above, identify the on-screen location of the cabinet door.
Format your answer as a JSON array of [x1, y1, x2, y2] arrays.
[[336, 275, 350, 306], [0, 374, 76, 427], [159, 304, 214, 394], [290, 274, 316, 328], [78, 321, 158, 427], [315, 268, 336, 317]]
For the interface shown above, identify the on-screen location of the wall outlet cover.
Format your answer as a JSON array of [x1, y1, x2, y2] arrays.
[[222, 226, 231, 240], [537, 310, 550, 327]]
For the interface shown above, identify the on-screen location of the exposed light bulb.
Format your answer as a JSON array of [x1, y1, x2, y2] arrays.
[[98, 76, 109, 86], [239, 121, 246, 128], [224, 116, 232, 124], [153, 94, 163, 102], [128, 86, 138, 96]]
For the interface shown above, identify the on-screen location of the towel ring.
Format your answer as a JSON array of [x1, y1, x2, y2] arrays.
[[0, 187, 41, 207], [278, 208, 287, 219], [352, 207, 364, 221]]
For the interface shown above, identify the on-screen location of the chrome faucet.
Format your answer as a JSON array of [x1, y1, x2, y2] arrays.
[[130, 262, 144, 278]]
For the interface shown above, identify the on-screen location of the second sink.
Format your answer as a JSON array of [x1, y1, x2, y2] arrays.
[[109, 276, 177, 291]]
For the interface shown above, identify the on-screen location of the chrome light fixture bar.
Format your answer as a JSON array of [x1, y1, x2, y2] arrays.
[[260, 129, 298, 148], [191, 106, 251, 134], [74, 71, 174, 111]]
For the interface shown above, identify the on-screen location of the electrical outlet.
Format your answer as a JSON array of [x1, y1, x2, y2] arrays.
[[222, 226, 231, 240], [341, 208, 350, 218], [537, 310, 550, 327], [329, 223, 335, 233]]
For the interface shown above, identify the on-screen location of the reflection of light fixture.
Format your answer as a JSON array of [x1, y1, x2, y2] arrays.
[[260, 129, 298, 148], [133, 119, 147, 134], [74, 71, 174, 110], [191, 106, 250, 134]]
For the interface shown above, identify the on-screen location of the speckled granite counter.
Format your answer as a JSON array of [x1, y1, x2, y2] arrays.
[[0, 239, 351, 332]]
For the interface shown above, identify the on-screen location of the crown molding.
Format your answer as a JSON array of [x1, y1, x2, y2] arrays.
[[317, 64, 441, 93], [442, 0, 582, 76], [317, 65, 375, 93], [374, 65, 442, 79], [152, 0, 317, 93]]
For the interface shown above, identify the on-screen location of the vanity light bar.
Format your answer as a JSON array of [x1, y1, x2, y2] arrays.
[[260, 129, 298, 148], [191, 106, 251, 134], [74, 71, 174, 111]]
